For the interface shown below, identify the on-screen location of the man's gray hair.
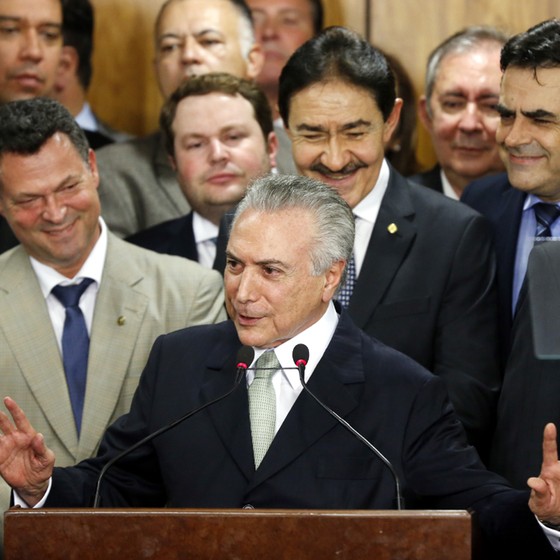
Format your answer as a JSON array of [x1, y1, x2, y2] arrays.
[[232, 174, 354, 285], [424, 26, 509, 114]]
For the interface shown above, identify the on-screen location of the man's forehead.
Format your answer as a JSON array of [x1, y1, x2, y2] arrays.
[[0, 0, 62, 24], [158, 0, 238, 30]]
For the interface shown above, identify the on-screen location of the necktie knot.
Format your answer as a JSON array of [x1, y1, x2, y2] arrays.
[[52, 278, 94, 308], [253, 350, 281, 378], [534, 203, 560, 238]]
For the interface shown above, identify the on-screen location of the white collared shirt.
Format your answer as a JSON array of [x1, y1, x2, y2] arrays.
[[351, 159, 390, 276], [192, 211, 219, 269], [246, 302, 339, 433], [440, 169, 460, 200], [29, 218, 108, 354]]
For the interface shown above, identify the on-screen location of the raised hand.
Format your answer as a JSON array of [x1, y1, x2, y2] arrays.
[[0, 396, 55, 506], [528, 423, 560, 525]]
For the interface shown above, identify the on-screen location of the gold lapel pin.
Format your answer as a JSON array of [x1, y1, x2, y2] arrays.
[[117, 316, 126, 326], [387, 223, 398, 234]]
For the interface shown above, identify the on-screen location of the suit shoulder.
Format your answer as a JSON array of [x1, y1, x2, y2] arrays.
[[109, 235, 222, 285], [127, 216, 187, 249], [95, 131, 161, 164], [461, 173, 512, 206]]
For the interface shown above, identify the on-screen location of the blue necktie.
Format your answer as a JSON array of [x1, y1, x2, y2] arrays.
[[51, 278, 94, 434], [337, 254, 356, 308], [534, 203, 560, 240]]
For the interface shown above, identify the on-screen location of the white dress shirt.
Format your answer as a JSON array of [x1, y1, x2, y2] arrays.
[[192, 211, 219, 269]]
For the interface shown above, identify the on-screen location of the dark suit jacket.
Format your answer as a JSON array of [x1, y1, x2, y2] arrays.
[[127, 212, 199, 261], [461, 173, 526, 362], [126, 211, 230, 272], [46, 313, 554, 557], [346, 167, 500, 458], [0, 216, 18, 255], [408, 164, 444, 193], [489, 241, 560, 488]]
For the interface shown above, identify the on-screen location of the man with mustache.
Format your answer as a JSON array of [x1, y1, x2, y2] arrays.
[[279, 26, 501, 461], [461, 19, 560, 488], [411, 26, 508, 199], [127, 72, 277, 269], [0, 0, 63, 254]]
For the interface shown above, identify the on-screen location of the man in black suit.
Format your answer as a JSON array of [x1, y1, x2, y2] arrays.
[[462, 19, 560, 487], [278, 26, 499, 459], [411, 26, 507, 199], [127, 73, 277, 269], [1, 173, 560, 557]]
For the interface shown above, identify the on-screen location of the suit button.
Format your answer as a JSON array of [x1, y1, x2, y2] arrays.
[[242, 504, 254, 509]]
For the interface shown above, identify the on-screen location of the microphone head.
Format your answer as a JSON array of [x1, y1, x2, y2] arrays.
[[292, 343, 309, 367], [236, 345, 255, 371]]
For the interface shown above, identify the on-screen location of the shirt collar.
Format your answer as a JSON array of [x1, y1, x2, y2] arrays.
[[30, 217, 108, 297], [192, 211, 220, 244], [352, 159, 390, 224], [249, 301, 339, 389]]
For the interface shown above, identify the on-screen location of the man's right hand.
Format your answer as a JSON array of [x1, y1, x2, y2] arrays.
[[0, 396, 55, 507]]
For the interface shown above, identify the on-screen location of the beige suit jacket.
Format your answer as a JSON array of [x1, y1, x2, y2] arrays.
[[0, 233, 226, 524]]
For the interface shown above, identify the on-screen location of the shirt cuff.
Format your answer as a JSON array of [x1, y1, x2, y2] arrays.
[[12, 478, 52, 508]]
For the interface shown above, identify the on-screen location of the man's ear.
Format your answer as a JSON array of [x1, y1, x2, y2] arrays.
[[54, 46, 79, 92], [418, 95, 433, 131], [382, 98, 403, 147], [245, 43, 265, 81], [266, 131, 279, 170]]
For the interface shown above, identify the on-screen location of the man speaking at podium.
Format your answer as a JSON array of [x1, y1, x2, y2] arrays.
[[1, 174, 560, 557]]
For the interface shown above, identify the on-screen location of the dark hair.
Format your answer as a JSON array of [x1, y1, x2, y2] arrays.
[[383, 51, 420, 176], [160, 72, 273, 157], [308, 0, 324, 35], [278, 26, 396, 125], [61, 0, 94, 89], [501, 18, 560, 73], [0, 98, 90, 164]]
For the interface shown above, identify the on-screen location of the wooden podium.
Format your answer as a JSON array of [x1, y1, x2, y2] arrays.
[[4, 508, 476, 559]]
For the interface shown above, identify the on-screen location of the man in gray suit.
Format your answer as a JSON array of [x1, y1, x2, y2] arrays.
[[95, 0, 296, 239], [0, 98, 226, 537]]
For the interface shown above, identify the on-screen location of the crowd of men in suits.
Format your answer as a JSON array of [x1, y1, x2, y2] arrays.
[[1, 0, 560, 557]]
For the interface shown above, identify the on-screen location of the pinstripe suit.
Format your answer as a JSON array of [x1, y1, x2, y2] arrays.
[[0, 232, 226, 524]]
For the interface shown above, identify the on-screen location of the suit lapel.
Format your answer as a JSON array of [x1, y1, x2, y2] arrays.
[[494, 187, 525, 325], [167, 213, 198, 261], [0, 249, 78, 454], [203, 326, 255, 481], [78, 235, 149, 459], [248, 314, 364, 489], [348, 170, 417, 327]]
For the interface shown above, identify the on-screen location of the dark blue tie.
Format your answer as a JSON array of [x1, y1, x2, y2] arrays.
[[51, 278, 94, 434], [337, 254, 356, 308], [534, 203, 560, 239]]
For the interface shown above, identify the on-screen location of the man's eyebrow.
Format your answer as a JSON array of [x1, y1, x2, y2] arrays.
[[496, 103, 514, 117], [522, 108, 558, 120], [295, 120, 371, 133]]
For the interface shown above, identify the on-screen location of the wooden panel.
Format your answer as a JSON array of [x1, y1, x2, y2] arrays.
[[5, 508, 474, 560], [87, 0, 559, 147]]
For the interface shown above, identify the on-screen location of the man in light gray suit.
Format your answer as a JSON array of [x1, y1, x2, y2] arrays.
[[0, 98, 226, 536]]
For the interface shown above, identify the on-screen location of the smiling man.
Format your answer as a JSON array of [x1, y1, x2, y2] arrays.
[[461, 19, 560, 488], [462, 18, 560, 359], [0, 97, 226, 545], [412, 26, 508, 199], [278, 26, 501, 460], [127, 72, 277, 269]]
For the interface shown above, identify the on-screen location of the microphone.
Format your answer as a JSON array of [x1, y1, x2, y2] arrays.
[[292, 343, 404, 510], [92, 345, 255, 508]]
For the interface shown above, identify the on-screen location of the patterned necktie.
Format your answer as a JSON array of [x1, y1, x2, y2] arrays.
[[51, 278, 94, 435], [249, 350, 279, 468], [337, 253, 356, 308], [534, 203, 560, 240]]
